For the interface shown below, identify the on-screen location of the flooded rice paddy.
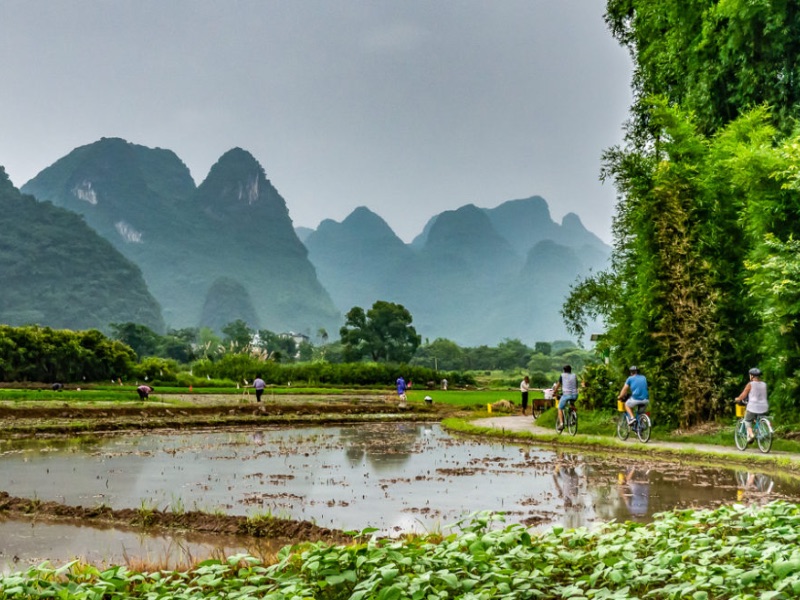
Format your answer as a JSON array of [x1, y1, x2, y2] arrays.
[[1, 422, 798, 571]]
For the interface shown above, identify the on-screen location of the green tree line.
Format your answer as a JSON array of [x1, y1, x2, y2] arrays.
[[564, 0, 800, 427], [0, 325, 135, 383]]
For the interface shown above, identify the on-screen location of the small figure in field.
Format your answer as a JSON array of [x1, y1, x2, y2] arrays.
[[137, 385, 153, 400], [735, 368, 768, 444], [396, 376, 407, 401], [51, 382, 64, 392], [253, 375, 266, 402], [442, 378, 448, 391], [553, 365, 579, 432], [520, 376, 530, 415]]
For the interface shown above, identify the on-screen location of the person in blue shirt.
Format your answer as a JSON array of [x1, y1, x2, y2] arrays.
[[396, 376, 407, 401], [618, 365, 649, 424]]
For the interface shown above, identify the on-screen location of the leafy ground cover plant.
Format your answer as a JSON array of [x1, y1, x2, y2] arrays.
[[5, 502, 800, 599]]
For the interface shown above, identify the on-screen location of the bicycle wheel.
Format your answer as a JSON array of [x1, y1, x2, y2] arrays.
[[734, 420, 748, 451], [756, 417, 773, 453], [636, 414, 651, 443], [616, 414, 630, 440], [567, 409, 578, 435], [532, 401, 542, 419]]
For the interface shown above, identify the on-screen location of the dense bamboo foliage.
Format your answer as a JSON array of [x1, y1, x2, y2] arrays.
[[565, 1, 800, 426]]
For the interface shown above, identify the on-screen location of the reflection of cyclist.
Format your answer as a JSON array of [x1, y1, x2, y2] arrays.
[[735, 368, 767, 445], [737, 472, 774, 498], [553, 462, 581, 505], [619, 466, 650, 517], [618, 366, 649, 425], [553, 365, 578, 432]]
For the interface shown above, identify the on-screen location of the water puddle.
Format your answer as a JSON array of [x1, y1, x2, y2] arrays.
[[0, 423, 797, 569], [0, 516, 281, 573]]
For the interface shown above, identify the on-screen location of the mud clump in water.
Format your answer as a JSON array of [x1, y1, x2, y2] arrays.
[[0, 491, 351, 546]]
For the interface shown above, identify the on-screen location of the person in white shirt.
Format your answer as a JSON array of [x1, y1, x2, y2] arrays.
[[553, 365, 579, 432], [735, 368, 768, 444], [520, 376, 530, 415]]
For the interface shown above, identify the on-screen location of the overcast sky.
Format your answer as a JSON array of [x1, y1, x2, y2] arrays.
[[1, 1, 633, 243]]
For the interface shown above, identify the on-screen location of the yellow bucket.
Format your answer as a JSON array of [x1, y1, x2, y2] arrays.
[[487, 404, 492, 414], [554, 398, 559, 408], [735, 403, 746, 418], [617, 400, 625, 412]]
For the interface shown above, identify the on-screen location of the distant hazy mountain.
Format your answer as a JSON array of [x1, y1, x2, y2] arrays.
[[22, 138, 339, 334], [303, 197, 610, 345], [199, 277, 260, 333], [0, 166, 164, 331], [304, 207, 416, 312], [16, 136, 609, 345]]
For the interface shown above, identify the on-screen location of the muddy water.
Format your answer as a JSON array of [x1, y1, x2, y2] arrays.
[[1, 422, 798, 570], [0, 516, 283, 573]]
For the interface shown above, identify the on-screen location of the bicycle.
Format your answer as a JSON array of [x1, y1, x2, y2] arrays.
[[556, 398, 578, 436], [734, 402, 773, 453], [616, 403, 651, 443]]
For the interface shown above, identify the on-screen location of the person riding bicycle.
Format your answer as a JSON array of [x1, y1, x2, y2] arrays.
[[553, 365, 578, 432], [735, 368, 768, 444], [618, 366, 649, 425]]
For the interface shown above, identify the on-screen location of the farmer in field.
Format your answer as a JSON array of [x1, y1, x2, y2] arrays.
[[396, 376, 407, 401], [253, 375, 266, 402], [137, 384, 153, 400]]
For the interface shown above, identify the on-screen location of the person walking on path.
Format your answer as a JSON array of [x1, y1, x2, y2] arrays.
[[618, 366, 649, 424], [553, 365, 578, 431], [735, 368, 768, 444], [520, 376, 531, 415], [253, 375, 266, 402]]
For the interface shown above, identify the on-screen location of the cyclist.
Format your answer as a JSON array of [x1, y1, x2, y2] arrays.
[[735, 368, 768, 444], [618, 366, 649, 425], [553, 365, 578, 432]]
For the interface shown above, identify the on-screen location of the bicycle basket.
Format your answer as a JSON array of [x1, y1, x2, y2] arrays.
[[735, 403, 746, 418], [617, 400, 625, 412]]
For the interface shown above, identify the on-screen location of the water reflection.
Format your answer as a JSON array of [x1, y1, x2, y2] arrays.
[[0, 424, 795, 539], [619, 466, 650, 518], [339, 422, 421, 470], [737, 471, 775, 499]]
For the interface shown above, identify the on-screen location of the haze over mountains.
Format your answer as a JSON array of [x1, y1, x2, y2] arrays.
[[304, 197, 609, 345], [7, 138, 610, 346]]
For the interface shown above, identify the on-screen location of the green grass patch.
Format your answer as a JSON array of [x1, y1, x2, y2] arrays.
[[405, 388, 540, 408]]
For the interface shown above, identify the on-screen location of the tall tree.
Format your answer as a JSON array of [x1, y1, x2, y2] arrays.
[[340, 301, 421, 363], [606, 0, 800, 136]]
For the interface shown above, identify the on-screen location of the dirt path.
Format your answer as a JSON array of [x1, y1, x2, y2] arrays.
[[471, 415, 796, 462]]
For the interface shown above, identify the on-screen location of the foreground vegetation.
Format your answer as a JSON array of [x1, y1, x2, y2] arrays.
[[4, 502, 800, 599]]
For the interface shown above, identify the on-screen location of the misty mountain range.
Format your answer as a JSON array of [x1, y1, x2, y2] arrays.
[[3, 137, 609, 346]]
